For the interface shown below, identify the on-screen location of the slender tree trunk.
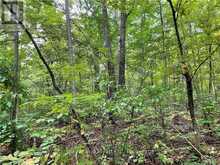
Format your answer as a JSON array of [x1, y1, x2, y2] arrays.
[[137, 13, 146, 93], [158, 0, 166, 131], [150, 68, 154, 86], [208, 44, 213, 94], [65, 0, 77, 93], [212, 62, 217, 101], [159, 0, 168, 87], [101, 3, 117, 164], [102, 0, 116, 99], [167, 0, 197, 129], [65, 0, 73, 60], [118, 1, 127, 87], [203, 45, 212, 130], [93, 54, 100, 92], [65, 1, 98, 164], [208, 44, 217, 100], [10, 18, 20, 154]]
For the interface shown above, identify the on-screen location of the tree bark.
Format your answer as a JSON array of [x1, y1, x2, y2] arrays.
[[101, 0, 116, 99], [184, 70, 196, 128]]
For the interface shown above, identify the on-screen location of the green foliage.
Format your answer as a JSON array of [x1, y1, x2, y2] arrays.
[[154, 140, 174, 165], [199, 96, 217, 126]]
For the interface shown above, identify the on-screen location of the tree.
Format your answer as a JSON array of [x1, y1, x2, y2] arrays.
[[10, 10, 20, 154], [118, 0, 128, 87], [101, 0, 116, 99], [65, 0, 77, 93], [159, 0, 168, 87], [167, 0, 197, 129]]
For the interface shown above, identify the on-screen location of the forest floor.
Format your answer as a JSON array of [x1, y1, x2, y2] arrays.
[[1, 111, 220, 164], [56, 111, 220, 164]]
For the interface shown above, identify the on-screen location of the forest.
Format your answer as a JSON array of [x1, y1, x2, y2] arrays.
[[1, 0, 220, 164]]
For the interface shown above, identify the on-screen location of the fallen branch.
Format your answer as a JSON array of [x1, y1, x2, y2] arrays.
[[172, 126, 204, 159]]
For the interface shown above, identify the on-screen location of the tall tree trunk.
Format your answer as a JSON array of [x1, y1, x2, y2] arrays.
[[102, 0, 116, 99], [167, 0, 197, 129], [159, 0, 168, 87], [65, 1, 98, 164], [101, 2, 117, 164], [118, 1, 127, 87], [10, 17, 20, 154], [65, 0, 77, 93], [158, 0, 166, 130], [208, 44, 217, 100], [65, 0, 73, 60], [137, 13, 146, 93]]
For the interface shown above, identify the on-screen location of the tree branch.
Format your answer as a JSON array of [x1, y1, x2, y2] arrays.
[[192, 46, 219, 79]]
